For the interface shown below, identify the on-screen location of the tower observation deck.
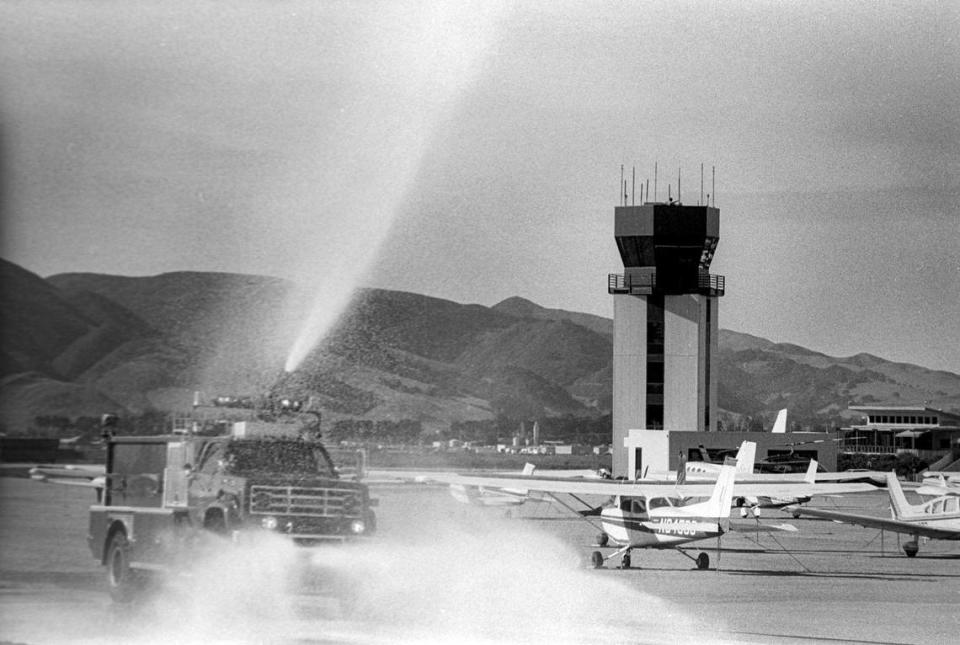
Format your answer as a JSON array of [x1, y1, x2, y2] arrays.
[[608, 203, 724, 297], [609, 200, 725, 478]]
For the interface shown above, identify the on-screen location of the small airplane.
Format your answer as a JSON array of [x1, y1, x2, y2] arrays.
[[771, 408, 787, 433], [29, 463, 105, 487], [29, 464, 107, 500], [449, 463, 540, 506], [680, 441, 757, 482], [914, 473, 960, 497], [589, 457, 738, 570], [796, 471, 960, 557], [408, 459, 877, 569]]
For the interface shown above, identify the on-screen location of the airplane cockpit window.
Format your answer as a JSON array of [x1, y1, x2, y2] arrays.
[[630, 499, 647, 515], [619, 497, 632, 511], [931, 500, 944, 514], [648, 497, 673, 510], [944, 498, 959, 514]]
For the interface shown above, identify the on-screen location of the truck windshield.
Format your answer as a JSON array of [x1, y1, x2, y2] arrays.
[[225, 440, 336, 476]]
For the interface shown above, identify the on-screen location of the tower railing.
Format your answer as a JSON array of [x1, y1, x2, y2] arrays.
[[608, 272, 725, 296]]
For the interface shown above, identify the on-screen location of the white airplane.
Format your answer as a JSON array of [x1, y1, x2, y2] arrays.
[[797, 471, 960, 557], [680, 441, 757, 482], [678, 409, 785, 482], [681, 456, 859, 519], [771, 408, 787, 433], [449, 463, 540, 506], [914, 473, 960, 497], [412, 461, 877, 568], [589, 458, 738, 570], [29, 464, 105, 488], [733, 459, 819, 518]]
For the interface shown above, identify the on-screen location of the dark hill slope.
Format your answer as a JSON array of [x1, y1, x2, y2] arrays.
[[1, 261, 957, 433], [0, 259, 97, 378], [493, 296, 613, 337]]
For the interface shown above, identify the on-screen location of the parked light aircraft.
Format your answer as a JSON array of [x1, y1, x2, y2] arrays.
[[588, 458, 738, 570], [797, 471, 960, 557], [30, 464, 105, 488], [679, 441, 757, 482], [408, 461, 877, 569], [914, 473, 960, 497], [449, 463, 540, 506]]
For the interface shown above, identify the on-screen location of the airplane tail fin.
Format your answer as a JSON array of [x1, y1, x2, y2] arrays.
[[803, 459, 818, 484], [771, 409, 788, 433], [734, 441, 756, 474], [886, 471, 917, 519], [704, 457, 738, 518], [522, 463, 536, 476], [449, 483, 473, 505]]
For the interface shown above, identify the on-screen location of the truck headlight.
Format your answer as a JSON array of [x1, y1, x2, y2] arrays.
[[261, 516, 278, 530], [349, 519, 365, 534]]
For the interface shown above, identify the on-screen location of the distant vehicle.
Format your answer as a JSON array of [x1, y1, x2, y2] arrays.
[[797, 471, 960, 557]]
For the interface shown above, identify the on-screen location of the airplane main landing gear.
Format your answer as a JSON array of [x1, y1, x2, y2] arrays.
[[696, 552, 710, 570], [591, 551, 604, 569], [678, 548, 712, 570], [620, 552, 631, 569], [902, 540, 919, 558]]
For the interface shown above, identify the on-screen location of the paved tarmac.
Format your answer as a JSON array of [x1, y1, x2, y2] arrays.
[[1, 475, 957, 644]]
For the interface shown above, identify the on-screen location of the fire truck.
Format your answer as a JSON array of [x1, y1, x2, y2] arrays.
[[87, 409, 376, 604]]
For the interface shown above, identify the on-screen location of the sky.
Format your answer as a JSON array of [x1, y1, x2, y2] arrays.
[[1, 1, 958, 373]]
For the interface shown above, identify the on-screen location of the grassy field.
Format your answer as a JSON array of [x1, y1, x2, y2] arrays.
[[363, 448, 612, 471]]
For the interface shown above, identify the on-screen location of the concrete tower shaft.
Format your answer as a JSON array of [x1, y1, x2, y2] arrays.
[[609, 202, 725, 478]]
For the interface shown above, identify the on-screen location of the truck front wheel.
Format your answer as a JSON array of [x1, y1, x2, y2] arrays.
[[106, 531, 142, 603]]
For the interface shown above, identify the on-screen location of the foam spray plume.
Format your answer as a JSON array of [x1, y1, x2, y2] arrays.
[[283, 3, 508, 373]]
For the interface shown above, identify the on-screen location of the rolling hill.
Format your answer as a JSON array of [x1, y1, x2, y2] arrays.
[[1, 257, 958, 434]]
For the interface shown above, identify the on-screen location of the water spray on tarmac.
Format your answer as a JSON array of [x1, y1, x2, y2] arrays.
[[81, 492, 726, 645]]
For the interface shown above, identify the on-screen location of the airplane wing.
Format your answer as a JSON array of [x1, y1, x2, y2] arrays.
[[29, 465, 105, 488], [729, 520, 798, 533], [814, 471, 887, 486], [797, 507, 960, 540], [915, 486, 960, 497], [405, 471, 878, 500]]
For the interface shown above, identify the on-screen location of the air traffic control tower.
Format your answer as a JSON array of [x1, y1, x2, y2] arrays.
[[608, 199, 724, 477]]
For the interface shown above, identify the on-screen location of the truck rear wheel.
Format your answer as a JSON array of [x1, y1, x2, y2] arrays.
[[106, 531, 142, 603]]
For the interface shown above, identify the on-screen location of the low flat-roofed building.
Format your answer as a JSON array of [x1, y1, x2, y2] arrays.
[[623, 429, 839, 477], [842, 405, 960, 462]]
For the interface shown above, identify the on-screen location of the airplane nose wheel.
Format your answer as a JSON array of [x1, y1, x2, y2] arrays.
[[696, 552, 710, 570], [903, 541, 919, 558], [621, 552, 631, 569]]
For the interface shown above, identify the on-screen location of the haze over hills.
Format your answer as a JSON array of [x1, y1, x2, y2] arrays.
[[1, 257, 958, 435]]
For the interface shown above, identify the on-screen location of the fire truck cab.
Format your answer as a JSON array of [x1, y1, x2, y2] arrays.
[[89, 430, 375, 603]]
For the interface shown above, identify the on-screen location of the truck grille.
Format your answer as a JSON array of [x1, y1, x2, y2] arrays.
[[249, 485, 361, 518]]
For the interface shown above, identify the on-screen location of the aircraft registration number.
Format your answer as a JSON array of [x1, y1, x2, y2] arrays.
[[654, 518, 698, 536]]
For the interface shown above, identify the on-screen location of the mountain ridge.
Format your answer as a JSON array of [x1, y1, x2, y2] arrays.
[[1, 258, 958, 434]]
